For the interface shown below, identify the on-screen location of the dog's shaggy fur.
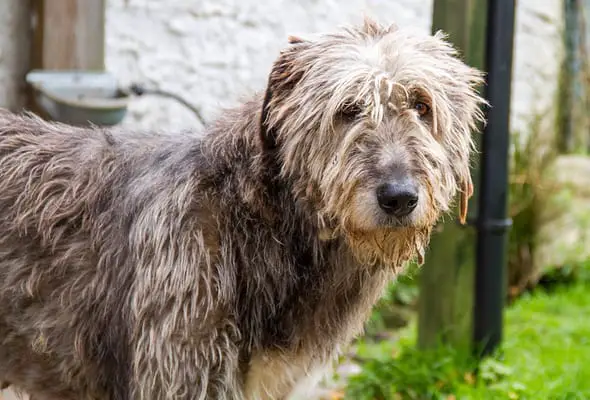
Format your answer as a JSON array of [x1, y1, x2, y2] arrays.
[[0, 18, 485, 400]]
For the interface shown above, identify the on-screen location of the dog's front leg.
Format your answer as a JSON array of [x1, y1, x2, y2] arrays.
[[131, 312, 242, 400], [126, 206, 243, 399], [129, 253, 242, 398]]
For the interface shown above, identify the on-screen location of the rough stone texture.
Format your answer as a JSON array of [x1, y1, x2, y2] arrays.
[[534, 155, 590, 275], [0, 0, 566, 131], [105, 0, 563, 135], [0, 0, 30, 111], [0, 1, 564, 133], [105, 0, 432, 131], [511, 0, 563, 134]]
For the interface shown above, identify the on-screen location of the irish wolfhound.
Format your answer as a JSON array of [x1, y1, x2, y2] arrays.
[[0, 17, 485, 400]]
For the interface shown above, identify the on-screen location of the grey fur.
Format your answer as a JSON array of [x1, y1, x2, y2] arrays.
[[0, 18, 485, 400]]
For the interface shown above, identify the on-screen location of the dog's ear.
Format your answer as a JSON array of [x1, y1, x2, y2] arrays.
[[287, 35, 306, 44], [458, 173, 474, 225], [361, 16, 384, 36], [260, 39, 310, 151], [360, 16, 396, 37]]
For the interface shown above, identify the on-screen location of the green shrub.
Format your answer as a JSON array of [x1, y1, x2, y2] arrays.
[[345, 335, 524, 400], [364, 263, 421, 336], [345, 280, 590, 400], [506, 113, 559, 297]]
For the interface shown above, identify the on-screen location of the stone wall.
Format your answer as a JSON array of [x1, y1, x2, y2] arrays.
[[105, 0, 563, 134], [105, 0, 434, 131], [511, 0, 563, 134], [0, 1, 564, 134]]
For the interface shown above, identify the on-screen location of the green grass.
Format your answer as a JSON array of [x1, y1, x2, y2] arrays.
[[345, 280, 590, 399], [499, 282, 590, 398]]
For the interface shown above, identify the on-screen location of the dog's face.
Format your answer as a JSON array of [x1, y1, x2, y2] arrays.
[[260, 18, 486, 266]]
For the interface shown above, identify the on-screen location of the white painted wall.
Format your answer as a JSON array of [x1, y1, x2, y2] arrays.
[[511, 1, 563, 133], [0, 1, 564, 135], [105, 0, 434, 131], [105, 0, 563, 135]]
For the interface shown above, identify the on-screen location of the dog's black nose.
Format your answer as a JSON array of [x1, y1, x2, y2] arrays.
[[376, 182, 419, 217]]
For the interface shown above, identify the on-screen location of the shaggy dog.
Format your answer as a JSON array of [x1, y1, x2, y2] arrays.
[[0, 17, 485, 400]]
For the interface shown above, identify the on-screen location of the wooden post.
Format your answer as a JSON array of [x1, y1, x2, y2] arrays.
[[30, 0, 105, 70], [417, 0, 488, 350], [28, 0, 105, 113]]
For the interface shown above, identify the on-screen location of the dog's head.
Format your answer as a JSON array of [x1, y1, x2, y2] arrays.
[[260, 17, 486, 266]]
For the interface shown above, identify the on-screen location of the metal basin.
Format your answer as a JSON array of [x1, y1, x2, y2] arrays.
[[26, 70, 130, 126]]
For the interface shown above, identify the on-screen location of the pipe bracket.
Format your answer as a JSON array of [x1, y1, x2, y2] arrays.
[[459, 217, 513, 233]]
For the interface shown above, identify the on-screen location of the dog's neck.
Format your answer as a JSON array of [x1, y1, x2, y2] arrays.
[[202, 93, 327, 231], [198, 95, 401, 365]]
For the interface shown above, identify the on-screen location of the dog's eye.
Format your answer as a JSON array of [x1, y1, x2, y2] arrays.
[[414, 102, 430, 117], [338, 103, 363, 122]]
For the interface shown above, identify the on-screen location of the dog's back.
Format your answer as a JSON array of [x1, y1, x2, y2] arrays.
[[0, 110, 204, 399]]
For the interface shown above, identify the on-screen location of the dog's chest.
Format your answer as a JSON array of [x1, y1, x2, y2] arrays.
[[236, 233, 392, 398], [241, 267, 391, 399], [243, 350, 329, 400]]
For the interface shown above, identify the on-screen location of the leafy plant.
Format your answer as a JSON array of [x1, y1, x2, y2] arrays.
[[364, 263, 421, 337], [506, 113, 560, 297], [345, 336, 497, 400], [343, 280, 590, 400]]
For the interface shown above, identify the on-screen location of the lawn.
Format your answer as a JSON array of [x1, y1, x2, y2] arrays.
[[342, 279, 590, 399], [497, 282, 590, 398]]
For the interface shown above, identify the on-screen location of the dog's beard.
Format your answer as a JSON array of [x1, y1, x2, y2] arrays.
[[340, 226, 431, 272], [315, 184, 434, 270]]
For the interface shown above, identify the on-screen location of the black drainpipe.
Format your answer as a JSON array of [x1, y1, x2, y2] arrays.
[[473, 0, 516, 358]]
